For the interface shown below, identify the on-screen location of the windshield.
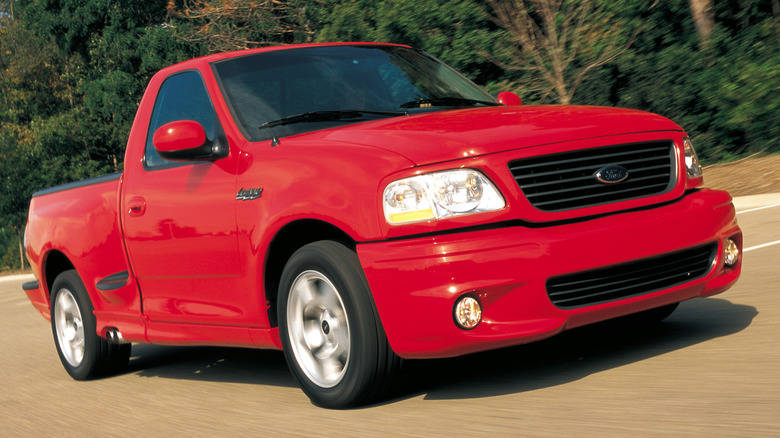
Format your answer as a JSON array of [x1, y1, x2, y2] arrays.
[[212, 45, 496, 141]]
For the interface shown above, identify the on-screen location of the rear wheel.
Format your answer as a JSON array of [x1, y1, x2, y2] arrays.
[[278, 241, 401, 408], [51, 270, 130, 380]]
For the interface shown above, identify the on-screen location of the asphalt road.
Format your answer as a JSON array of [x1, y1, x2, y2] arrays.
[[2, 195, 779, 437]]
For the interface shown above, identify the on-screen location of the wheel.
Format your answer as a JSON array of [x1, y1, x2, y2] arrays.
[[278, 241, 401, 408], [51, 270, 131, 380]]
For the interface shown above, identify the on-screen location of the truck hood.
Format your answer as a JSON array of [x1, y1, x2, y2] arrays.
[[309, 105, 682, 166]]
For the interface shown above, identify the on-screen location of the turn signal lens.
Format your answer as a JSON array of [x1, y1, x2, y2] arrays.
[[383, 179, 435, 223], [454, 296, 482, 330], [383, 169, 504, 224], [683, 137, 703, 178], [724, 239, 739, 266]]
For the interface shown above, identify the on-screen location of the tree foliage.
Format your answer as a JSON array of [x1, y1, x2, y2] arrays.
[[0, 0, 778, 270], [483, 0, 638, 104], [165, 0, 315, 52], [314, 0, 502, 83]]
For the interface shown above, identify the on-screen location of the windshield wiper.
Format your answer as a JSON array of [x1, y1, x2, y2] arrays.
[[399, 97, 500, 109], [258, 110, 407, 130]]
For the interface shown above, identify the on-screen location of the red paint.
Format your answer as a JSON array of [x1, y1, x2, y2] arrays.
[[359, 188, 740, 358], [152, 120, 207, 153], [24, 43, 740, 359], [496, 91, 522, 106]]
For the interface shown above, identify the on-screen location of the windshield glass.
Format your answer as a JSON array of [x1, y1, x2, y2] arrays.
[[212, 45, 495, 141]]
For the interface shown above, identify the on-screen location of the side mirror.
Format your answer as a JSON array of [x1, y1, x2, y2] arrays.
[[153, 120, 227, 161], [496, 91, 522, 106]]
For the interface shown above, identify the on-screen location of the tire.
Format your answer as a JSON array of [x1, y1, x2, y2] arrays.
[[278, 241, 401, 408], [50, 270, 131, 380]]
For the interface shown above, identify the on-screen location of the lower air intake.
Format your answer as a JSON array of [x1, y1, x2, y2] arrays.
[[547, 243, 717, 309]]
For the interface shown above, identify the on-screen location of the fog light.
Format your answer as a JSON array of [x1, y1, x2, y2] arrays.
[[724, 239, 739, 266], [454, 296, 482, 330]]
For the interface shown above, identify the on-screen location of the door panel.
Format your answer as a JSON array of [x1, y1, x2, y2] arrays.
[[121, 70, 257, 327]]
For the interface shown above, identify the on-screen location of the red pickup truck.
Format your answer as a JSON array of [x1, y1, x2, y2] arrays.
[[23, 43, 742, 408]]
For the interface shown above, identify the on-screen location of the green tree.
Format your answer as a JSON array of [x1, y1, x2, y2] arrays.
[[0, 15, 64, 269], [483, 0, 638, 104], [0, 0, 201, 269], [315, 0, 502, 84], [165, 0, 319, 52]]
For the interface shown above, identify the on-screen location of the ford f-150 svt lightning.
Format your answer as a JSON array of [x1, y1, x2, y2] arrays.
[[22, 43, 742, 408]]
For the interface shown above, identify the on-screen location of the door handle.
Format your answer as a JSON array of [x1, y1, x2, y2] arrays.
[[128, 197, 146, 216]]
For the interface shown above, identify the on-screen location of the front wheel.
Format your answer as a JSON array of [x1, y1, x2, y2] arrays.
[[278, 241, 401, 408], [51, 270, 131, 380]]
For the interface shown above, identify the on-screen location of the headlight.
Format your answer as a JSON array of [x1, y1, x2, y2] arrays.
[[683, 137, 703, 178], [383, 169, 505, 224]]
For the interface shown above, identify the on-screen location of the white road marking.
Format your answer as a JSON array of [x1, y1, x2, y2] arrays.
[[736, 203, 780, 215], [744, 239, 780, 253], [0, 274, 35, 283], [735, 199, 780, 252]]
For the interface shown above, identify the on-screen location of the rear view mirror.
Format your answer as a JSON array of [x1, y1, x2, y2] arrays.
[[496, 91, 522, 106], [153, 120, 227, 161]]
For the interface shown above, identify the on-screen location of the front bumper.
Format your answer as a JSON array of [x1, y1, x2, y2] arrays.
[[357, 189, 741, 359]]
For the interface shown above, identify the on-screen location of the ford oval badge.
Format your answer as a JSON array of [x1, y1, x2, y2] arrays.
[[595, 165, 629, 184]]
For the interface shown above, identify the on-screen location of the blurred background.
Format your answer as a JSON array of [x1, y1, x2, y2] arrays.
[[1, 0, 778, 271]]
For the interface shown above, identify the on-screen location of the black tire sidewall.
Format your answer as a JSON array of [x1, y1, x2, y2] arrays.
[[278, 241, 381, 408], [50, 270, 102, 380]]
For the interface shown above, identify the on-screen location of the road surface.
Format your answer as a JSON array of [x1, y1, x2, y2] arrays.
[[2, 195, 779, 437]]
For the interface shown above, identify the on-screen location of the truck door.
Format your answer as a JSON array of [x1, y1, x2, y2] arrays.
[[122, 70, 255, 327]]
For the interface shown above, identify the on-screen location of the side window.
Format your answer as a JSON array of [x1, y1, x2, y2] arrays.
[[145, 71, 219, 169]]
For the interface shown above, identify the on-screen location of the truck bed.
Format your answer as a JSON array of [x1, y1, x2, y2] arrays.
[[24, 173, 142, 333]]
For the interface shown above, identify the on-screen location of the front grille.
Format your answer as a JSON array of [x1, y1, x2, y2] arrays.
[[508, 141, 676, 211], [546, 243, 717, 309]]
